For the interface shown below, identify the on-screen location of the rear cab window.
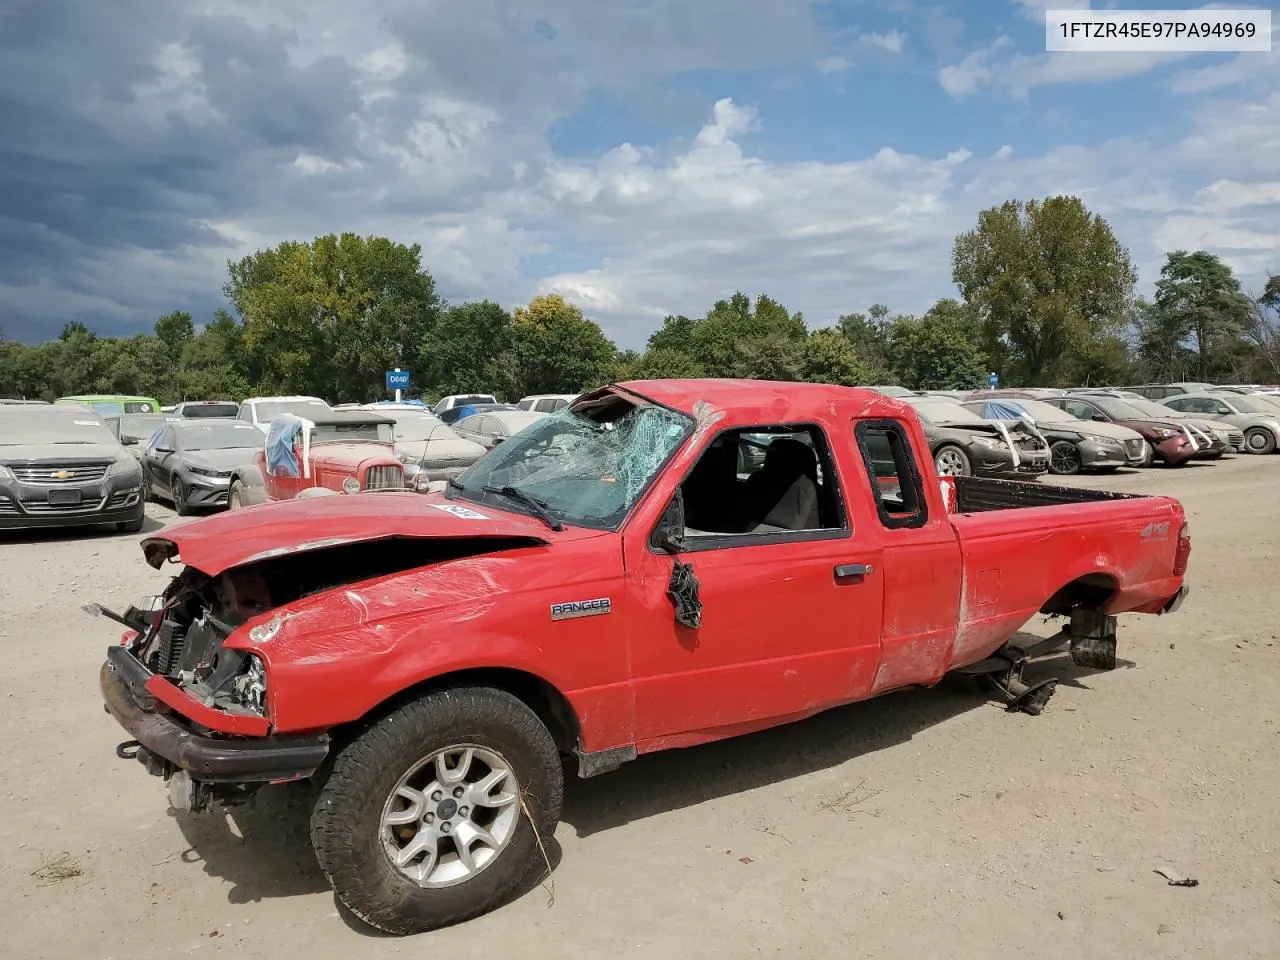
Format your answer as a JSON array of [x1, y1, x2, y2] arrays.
[[853, 420, 929, 529]]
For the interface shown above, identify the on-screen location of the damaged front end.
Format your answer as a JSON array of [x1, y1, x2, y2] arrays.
[[94, 563, 332, 813]]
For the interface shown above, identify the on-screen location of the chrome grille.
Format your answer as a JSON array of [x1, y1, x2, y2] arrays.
[[0, 497, 18, 516], [422, 455, 478, 470], [6, 461, 110, 484], [1124, 439, 1146, 458], [364, 464, 405, 491], [19, 496, 106, 514]]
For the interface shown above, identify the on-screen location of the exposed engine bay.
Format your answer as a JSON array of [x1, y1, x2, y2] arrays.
[[113, 535, 546, 720]]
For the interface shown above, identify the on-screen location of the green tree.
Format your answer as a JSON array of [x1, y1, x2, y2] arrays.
[[1153, 250, 1253, 380], [886, 299, 988, 390], [155, 311, 194, 356], [734, 332, 804, 381], [628, 347, 706, 380], [1244, 275, 1280, 378], [835, 310, 891, 381], [801, 328, 873, 385], [225, 233, 442, 401], [690, 292, 807, 376], [420, 300, 518, 399], [511, 294, 617, 395], [646, 314, 699, 355], [1134, 297, 1192, 382], [952, 196, 1137, 385]]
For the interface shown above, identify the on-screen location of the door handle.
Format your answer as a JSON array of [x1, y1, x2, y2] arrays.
[[834, 563, 873, 582]]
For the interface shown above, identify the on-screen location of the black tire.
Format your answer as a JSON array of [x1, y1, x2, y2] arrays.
[[116, 508, 145, 533], [227, 480, 246, 510], [311, 687, 563, 935], [932, 444, 971, 477], [173, 479, 193, 516], [1245, 427, 1277, 455], [1048, 440, 1082, 475]]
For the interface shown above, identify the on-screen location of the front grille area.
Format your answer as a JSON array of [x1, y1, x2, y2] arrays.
[[1124, 439, 1146, 459], [107, 490, 141, 508], [364, 464, 405, 491], [422, 455, 478, 470], [6, 461, 110, 484], [0, 496, 17, 516], [1226, 430, 1245, 449], [20, 496, 106, 514]]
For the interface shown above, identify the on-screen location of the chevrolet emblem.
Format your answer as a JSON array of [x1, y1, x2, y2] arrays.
[[52, 469, 72, 479]]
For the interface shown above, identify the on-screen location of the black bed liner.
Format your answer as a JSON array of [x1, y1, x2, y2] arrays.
[[953, 475, 1144, 513]]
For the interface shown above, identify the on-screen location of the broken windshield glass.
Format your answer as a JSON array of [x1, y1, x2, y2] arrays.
[[449, 392, 693, 530]]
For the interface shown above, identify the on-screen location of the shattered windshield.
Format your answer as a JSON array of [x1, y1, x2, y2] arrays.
[[449, 392, 694, 530]]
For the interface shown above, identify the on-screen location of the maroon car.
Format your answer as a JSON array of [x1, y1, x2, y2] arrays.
[[1047, 395, 1201, 466]]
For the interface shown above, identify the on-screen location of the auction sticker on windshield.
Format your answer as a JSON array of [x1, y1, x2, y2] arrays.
[[431, 503, 489, 520]]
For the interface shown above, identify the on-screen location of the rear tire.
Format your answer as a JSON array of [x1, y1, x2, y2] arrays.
[[1048, 440, 1082, 475], [311, 687, 563, 935], [1245, 427, 1277, 455]]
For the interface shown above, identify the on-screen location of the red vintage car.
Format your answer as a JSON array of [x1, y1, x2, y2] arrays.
[[226, 410, 409, 507], [95, 380, 1190, 934]]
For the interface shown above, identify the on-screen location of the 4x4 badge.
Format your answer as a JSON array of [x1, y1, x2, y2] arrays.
[[550, 597, 612, 621]]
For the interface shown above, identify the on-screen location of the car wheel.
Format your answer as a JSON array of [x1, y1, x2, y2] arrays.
[[311, 687, 563, 935], [933, 445, 971, 477], [1244, 427, 1277, 455], [116, 507, 145, 533], [173, 480, 192, 516], [1048, 440, 1082, 475], [227, 481, 246, 510]]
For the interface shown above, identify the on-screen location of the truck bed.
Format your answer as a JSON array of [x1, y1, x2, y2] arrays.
[[952, 475, 1143, 513]]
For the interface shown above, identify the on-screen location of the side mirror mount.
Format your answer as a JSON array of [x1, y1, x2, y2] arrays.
[[651, 489, 687, 554], [120, 436, 139, 446], [1091, 414, 1108, 422], [154, 444, 173, 453]]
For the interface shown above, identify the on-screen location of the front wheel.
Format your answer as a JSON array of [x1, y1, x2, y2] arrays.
[[227, 480, 246, 510], [1245, 427, 1277, 455], [173, 479, 193, 516], [311, 687, 563, 935], [1048, 440, 1082, 475], [933, 444, 971, 477]]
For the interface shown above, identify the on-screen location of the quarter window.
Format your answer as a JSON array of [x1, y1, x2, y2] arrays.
[[854, 420, 928, 529]]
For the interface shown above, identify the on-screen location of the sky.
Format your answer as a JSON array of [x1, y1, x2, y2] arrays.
[[1, 0, 1278, 349]]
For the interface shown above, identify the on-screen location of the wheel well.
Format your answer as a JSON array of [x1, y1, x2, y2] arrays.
[[338, 667, 583, 757], [1039, 573, 1117, 615]]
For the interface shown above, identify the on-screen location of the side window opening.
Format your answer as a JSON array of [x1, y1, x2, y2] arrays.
[[854, 419, 928, 529], [676, 425, 847, 541]]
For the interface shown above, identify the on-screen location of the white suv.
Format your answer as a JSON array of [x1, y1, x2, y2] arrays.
[[237, 396, 334, 433], [516, 393, 578, 413], [433, 393, 497, 415]]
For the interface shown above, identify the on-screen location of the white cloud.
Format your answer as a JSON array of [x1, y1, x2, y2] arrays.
[[1193, 179, 1280, 211], [939, 37, 1013, 97], [816, 55, 852, 74], [859, 30, 907, 54], [992, 144, 1014, 160]]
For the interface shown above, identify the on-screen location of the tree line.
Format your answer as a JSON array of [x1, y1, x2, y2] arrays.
[[2, 197, 1277, 404]]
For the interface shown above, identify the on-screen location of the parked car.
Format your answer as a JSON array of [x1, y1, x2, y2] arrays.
[[0, 398, 49, 405], [438, 401, 520, 425], [433, 393, 497, 417], [902, 396, 1049, 478], [516, 393, 578, 413], [865, 385, 916, 398], [141, 420, 265, 515], [236, 396, 334, 433], [103, 413, 185, 459], [95, 380, 1191, 934], [55, 394, 161, 415], [1159, 392, 1280, 454], [1125, 382, 1215, 400], [381, 413, 487, 487], [1044, 395, 1205, 467], [226, 410, 409, 508], [966, 387, 1065, 400], [452, 409, 548, 449], [1076, 390, 1243, 454], [173, 400, 238, 419], [0, 405, 145, 532], [961, 398, 1143, 474]]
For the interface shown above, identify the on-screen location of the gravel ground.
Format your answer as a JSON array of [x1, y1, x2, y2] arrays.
[[1, 456, 1278, 960]]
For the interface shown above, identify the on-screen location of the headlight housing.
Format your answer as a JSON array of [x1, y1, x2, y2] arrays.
[[0, 464, 13, 481], [188, 466, 229, 478], [1151, 427, 1178, 440], [971, 435, 1006, 449], [107, 456, 141, 478], [231, 654, 267, 714], [1081, 434, 1117, 446]]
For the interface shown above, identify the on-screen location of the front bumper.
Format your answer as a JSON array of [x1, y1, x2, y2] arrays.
[[100, 645, 329, 783], [183, 473, 232, 506], [973, 445, 1049, 478], [0, 479, 143, 529], [1153, 435, 1198, 466], [1078, 439, 1129, 470]]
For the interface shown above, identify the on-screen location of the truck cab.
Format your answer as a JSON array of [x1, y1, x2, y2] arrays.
[[227, 411, 409, 507]]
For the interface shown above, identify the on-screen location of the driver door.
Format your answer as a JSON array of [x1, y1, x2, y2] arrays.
[[144, 427, 174, 497]]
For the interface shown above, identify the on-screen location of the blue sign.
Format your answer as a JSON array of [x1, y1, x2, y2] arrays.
[[987, 371, 999, 388], [385, 369, 411, 391]]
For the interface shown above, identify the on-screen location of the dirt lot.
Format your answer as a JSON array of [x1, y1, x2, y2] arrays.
[[2, 456, 1278, 960]]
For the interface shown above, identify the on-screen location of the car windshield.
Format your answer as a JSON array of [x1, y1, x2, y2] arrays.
[[451, 393, 693, 530], [979, 399, 1069, 422], [392, 417, 458, 442], [117, 415, 180, 441], [256, 399, 333, 420], [182, 403, 237, 418], [0, 412, 117, 445], [907, 398, 984, 424], [447, 395, 496, 408], [312, 421, 395, 443], [1088, 397, 1151, 420], [179, 422, 264, 450]]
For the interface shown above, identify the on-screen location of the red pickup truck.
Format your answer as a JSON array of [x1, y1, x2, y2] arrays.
[[95, 380, 1190, 934]]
